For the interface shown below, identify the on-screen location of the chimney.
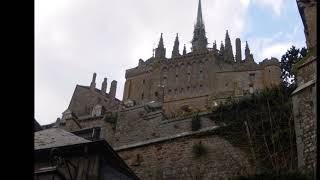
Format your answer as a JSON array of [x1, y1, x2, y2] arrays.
[[109, 80, 117, 98], [235, 38, 242, 62], [90, 73, 97, 90], [101, 78, 107, 95]]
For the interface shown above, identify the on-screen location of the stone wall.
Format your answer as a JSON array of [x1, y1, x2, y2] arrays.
[[114, 105, 163, 147], [67, 85, 120, 117], [292, 0, 317, 175], [116, 132, 253, 180], [291, 57, 317, 173]]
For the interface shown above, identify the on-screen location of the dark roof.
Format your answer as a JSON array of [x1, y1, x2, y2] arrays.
[[77, 85, 121, 102], [34, 128, 140, 179], [34, 120, 42, 132], [34, 128, 90, 150]]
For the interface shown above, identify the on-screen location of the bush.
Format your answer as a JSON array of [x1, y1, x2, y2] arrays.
[[192, 142, 208, 157]]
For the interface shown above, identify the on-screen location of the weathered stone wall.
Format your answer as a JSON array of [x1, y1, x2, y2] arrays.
[[296, 0, 317, 50], [114, 105, 163, 147], [117, 133, 253, 180], [291, 57, 317, 173], [67, 85, 121, 117], [292, 0, 317, 175], [114, 104, 217, 147]]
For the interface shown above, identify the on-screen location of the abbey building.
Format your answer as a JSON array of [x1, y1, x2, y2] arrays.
[[37, 1, 284, 179], [122, 0, 280, 115]]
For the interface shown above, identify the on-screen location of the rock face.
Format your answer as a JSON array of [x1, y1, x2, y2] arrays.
[[292, 0, 317, 175]]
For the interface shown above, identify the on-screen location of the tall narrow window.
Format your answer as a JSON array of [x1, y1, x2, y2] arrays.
[[249, 84, 254, 94], [141, 93, 144, 100]]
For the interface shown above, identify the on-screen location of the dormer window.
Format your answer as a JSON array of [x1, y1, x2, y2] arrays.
[[91, 104, 104, 117]]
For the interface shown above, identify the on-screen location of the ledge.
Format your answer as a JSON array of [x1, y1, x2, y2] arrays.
[[114, 126, 220, 151], [297, 56, 317, 69], [291, 79, 316, 95]]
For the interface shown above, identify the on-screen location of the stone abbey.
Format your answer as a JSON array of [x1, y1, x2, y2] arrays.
[[40, 1, 292, 179], [123, 0, 280, 115]]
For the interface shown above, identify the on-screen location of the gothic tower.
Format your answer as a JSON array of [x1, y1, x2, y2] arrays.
[[191, 0, 208, 52]]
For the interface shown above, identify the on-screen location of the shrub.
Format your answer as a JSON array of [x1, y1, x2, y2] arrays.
[[192, 142, 208, 157]]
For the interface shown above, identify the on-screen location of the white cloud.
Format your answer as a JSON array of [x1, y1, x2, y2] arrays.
[[248, 27, 305, 62], [252, 0, 285, 16]]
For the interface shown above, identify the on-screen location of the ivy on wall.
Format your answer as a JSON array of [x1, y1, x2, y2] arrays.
[[206, 84, 298, 174]]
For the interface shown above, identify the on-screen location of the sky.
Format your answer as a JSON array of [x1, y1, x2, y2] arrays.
[[35, 0, 306, 125]]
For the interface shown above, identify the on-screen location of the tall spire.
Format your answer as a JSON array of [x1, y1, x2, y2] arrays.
[[191, 0, 208, 52], [155, 33, 166, 58], [196, 0, 204, 27], [183, 44, 187, 55], [172, 33, 180, 58], [224, 30, 234, 63]]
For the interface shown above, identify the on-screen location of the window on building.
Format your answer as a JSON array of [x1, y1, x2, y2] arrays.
[[249, 73, 255, 81], [143, 79, 145, 84], [141, 93, 144, 100], [155, 92, 158, 97], [249, 84, 254, 94]]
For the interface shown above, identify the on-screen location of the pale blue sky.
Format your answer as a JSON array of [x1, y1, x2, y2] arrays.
[[35, 0, 306, 125]]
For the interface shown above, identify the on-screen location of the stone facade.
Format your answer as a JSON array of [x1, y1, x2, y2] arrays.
[[123, 50, 280, 115], [291, 0, 317, 175], [116, 134, 253, 180]]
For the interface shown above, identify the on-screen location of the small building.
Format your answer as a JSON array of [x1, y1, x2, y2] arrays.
[[34, 128, 140, 180]]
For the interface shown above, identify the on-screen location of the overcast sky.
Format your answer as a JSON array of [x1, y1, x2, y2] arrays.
[[35, 0, 306, 125]]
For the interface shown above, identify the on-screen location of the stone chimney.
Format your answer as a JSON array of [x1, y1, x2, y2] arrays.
[[90, 73, 97, 90], [235, 38, 242, 62], [109, 80, 117, 98], [101, 78, 107, 95]]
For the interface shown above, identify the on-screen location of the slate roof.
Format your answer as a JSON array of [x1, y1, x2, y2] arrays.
[[34, 128, 90, 150], [77, 85, 121, 102]]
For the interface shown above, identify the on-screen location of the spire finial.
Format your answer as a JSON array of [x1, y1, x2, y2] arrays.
[[158, 33, 164, 48], [183, 44, 187, 55]]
